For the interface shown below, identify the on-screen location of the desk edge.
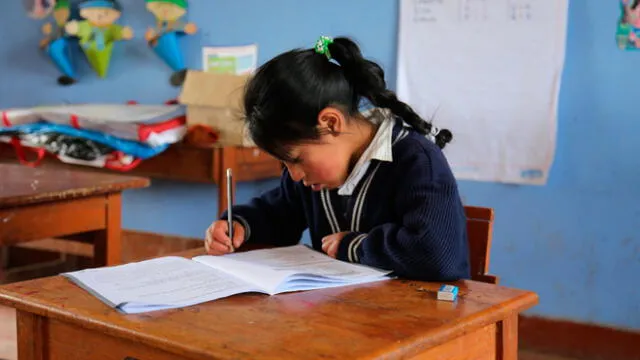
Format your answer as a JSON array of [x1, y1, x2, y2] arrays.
[[0, 177, 150, 208]]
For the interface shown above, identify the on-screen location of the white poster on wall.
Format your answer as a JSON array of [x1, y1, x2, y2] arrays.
[[397, 0, 569, 185]]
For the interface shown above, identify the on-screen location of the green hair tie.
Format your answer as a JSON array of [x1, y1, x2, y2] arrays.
[[314, 36, 334, 59]]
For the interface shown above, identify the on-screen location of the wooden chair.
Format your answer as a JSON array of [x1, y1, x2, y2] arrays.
[[465, 206, 499, 284]]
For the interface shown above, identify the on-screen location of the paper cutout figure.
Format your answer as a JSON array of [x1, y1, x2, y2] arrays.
[[617, 0, 640, 50], [144, 0, 197, 86], [39, 0, 76, 85], [65, 0, 134, 78], [24, 0, 56, 19]]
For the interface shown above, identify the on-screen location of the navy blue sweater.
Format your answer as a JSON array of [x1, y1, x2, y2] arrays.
[[223, 118, 470, 281]]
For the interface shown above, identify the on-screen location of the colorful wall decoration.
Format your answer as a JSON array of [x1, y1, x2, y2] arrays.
[[144, 0, 197, 86], [65, 0, 134, 78], [617, 0, 640, 50]]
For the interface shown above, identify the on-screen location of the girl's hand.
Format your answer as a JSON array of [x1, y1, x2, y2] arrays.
[[205, 220, 245, 255], [321, 232, 351, 258]]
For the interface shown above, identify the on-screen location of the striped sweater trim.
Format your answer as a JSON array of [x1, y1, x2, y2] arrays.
[[233, 215, 251, 243], [349, 127, 408, 231], [348, 233, 368, 263], [321, 189, 341, 233], [322, 124, 411, 262], [351, 163, 381, 231]]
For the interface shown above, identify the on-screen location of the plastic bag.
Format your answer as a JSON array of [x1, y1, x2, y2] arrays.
[[0, 122, 168, 159], [1, 102, 186, 146]]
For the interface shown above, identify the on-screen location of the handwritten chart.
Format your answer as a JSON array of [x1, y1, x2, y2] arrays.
[[397, 0, 569, 185]]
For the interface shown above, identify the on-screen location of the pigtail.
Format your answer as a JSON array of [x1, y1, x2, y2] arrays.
[[328, 37, 453, 149]]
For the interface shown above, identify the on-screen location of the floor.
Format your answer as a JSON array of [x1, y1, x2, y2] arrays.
[[0, 235, 585, 360]]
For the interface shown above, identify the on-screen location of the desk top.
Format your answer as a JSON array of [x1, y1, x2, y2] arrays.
[[0, 248, 538, 360], [0, 163, 149, 208]]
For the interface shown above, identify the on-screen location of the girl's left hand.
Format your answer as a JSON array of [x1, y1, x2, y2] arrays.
[[321, 232, 351, 258]]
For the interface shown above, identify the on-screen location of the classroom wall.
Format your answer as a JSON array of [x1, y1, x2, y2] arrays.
[[1, 1, 638, 330]]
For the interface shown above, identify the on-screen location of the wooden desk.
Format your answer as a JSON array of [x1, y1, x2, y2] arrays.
[[0, 248, 538, 360], [0, 143, 282, 216], [0, 164, 149, 267]]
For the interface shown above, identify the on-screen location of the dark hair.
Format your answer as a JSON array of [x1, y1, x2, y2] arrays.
[[243, 36, 452, 162]]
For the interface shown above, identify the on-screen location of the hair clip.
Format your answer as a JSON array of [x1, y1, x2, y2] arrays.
[[314, 36, 334, 60]]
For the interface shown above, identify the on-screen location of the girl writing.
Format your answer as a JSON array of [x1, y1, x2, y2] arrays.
[[205, 36, 469, 281]]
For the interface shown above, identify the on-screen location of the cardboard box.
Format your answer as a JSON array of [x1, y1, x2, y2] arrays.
[[178, 70, 253, 147]]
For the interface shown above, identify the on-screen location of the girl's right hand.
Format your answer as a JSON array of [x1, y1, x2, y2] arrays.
[[204, 220, 245, 255]]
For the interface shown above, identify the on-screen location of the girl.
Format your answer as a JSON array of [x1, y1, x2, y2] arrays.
[[205, 36, 469, 281]]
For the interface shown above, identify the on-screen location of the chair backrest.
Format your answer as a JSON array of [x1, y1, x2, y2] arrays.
[[464, 206, 499, 284]]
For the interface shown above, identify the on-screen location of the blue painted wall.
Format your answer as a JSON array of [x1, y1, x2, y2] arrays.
[[1, 1, 638, 330]]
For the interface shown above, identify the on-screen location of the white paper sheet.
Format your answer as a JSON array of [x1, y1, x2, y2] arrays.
[[193, 245, 391, 294], [397, 0, 569, 185], [63, 256, 257, 313], [63, 246, 391, 314]]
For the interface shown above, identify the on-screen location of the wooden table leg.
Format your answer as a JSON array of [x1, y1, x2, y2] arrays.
[[93, 193, 122, 267], [497, 314, 518, 360], [16, 311, 47, 360]]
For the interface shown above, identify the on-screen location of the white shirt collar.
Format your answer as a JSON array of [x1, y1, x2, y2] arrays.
[[337, 109, 395, 196]]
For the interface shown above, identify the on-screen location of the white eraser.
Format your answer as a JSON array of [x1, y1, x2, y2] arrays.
[[437, 284, 459, 301]]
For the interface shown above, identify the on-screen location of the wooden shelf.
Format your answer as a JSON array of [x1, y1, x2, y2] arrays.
[[0, 143, 282, 215]]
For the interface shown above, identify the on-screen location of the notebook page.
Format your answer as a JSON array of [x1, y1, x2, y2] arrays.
[[63, 256, 259, 313], [192, 255, 290, 294], [193, 245, 391, 294], [281, 276, 391, 293]]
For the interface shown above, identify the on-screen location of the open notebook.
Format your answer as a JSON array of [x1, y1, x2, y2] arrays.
[[63, 245, 392, 314]]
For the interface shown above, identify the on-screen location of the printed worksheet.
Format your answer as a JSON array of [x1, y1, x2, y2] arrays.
[[397, 0, 569, 185]]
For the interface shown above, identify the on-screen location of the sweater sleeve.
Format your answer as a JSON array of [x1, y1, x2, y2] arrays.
[[220, 168, 307, 247], [336, 147, 470, 282]]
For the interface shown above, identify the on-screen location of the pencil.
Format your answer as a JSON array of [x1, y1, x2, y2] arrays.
[[226, 168, 235, 252]]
